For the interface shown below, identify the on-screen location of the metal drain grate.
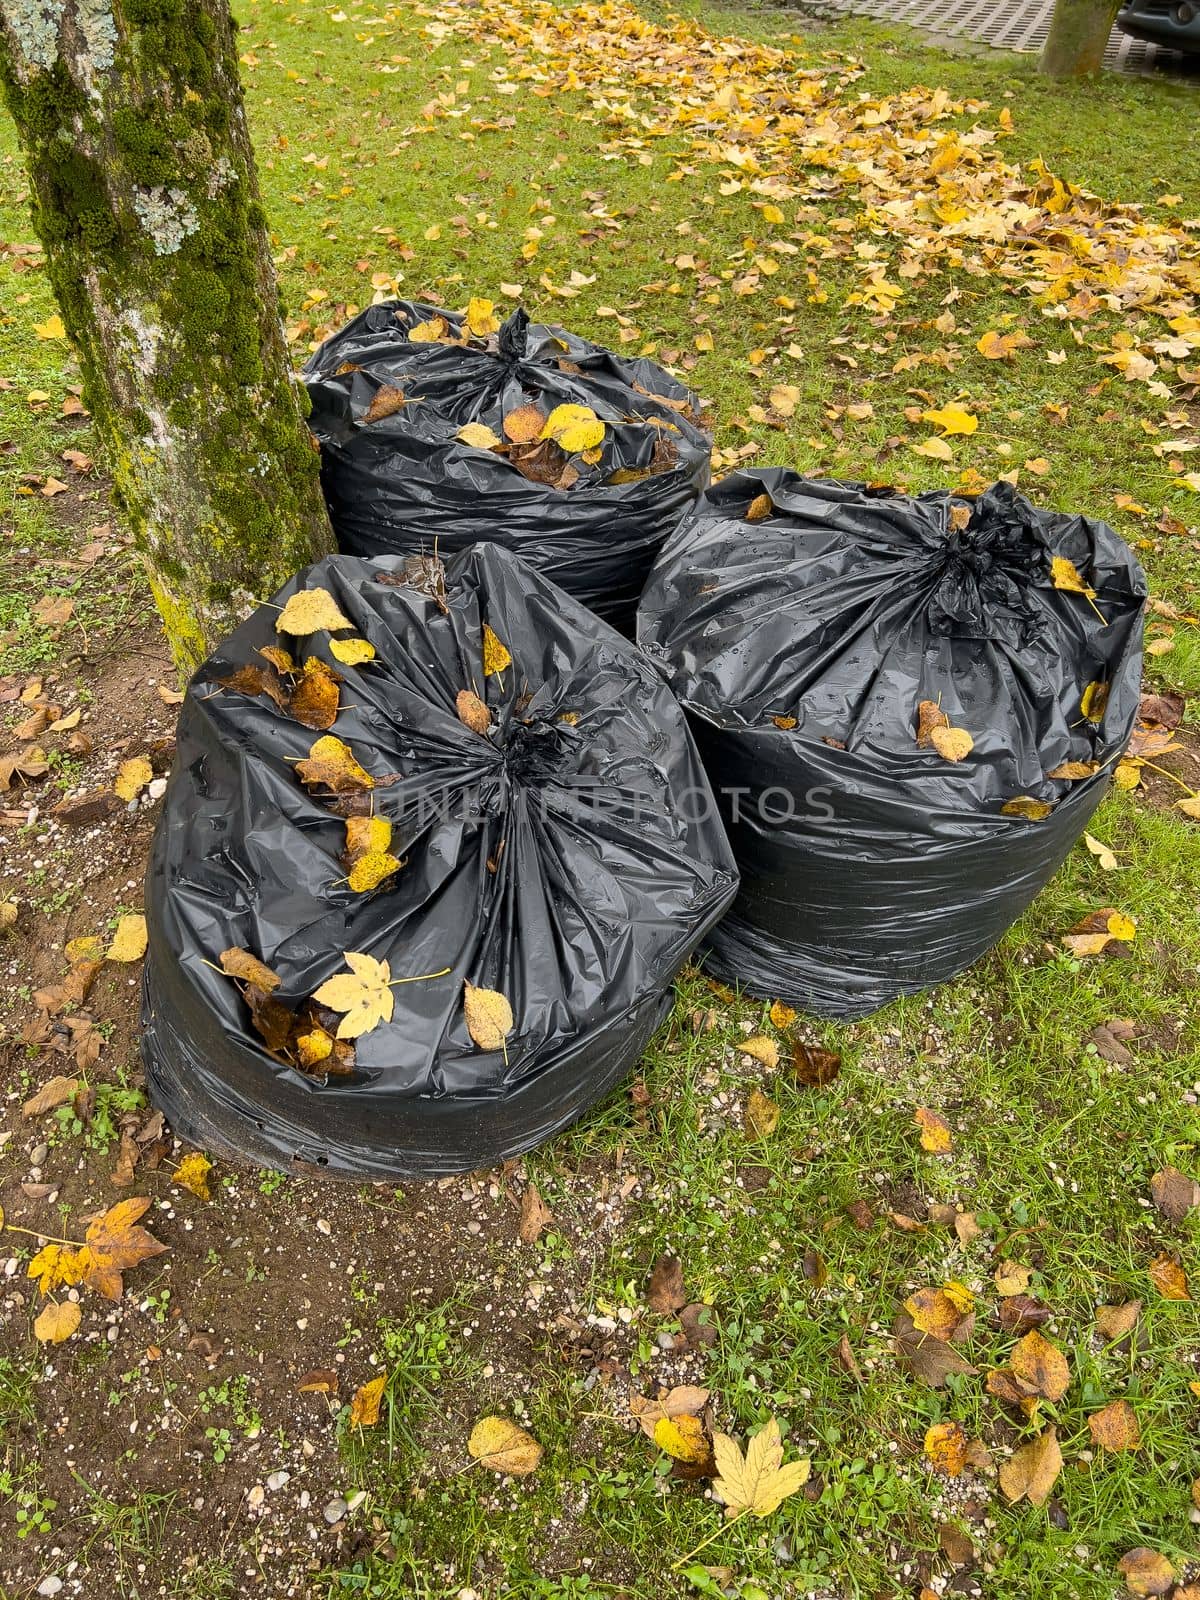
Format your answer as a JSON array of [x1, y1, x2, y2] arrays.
[[801, 0, 1195, 76]]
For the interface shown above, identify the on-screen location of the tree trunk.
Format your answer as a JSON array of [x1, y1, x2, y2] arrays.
[[1039, 0, 1120, 74], [0, 0, 335, 670]]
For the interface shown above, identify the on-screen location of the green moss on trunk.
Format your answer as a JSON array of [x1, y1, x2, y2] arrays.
[[1039, 0, 1121, 75], [0, 0, 335, 670]]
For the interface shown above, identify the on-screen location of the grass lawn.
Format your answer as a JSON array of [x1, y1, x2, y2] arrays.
[[2, 2, 1200, 1598]]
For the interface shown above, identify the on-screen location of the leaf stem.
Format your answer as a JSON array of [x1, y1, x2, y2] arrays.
[[671, 1509, 746, 1571], [387, 966, 452, 986], [1132, 757, 1198, 798]]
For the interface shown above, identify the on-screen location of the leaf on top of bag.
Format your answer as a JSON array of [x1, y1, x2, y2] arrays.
[[276, 588, 353, 637]]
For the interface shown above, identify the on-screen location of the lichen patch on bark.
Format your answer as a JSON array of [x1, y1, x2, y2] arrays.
[[0, 0, 335, 670]]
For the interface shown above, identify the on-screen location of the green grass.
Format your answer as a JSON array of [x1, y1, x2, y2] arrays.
[[3, 2, 1200, 1597]]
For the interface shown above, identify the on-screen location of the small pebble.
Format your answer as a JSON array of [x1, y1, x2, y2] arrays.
[[30, 1143, 48, 1167], [38, 1580, 63, 1598], [148, 778, 167, 800], [323, 1497, 347, 1525], [267, 1470, 290, 1491]]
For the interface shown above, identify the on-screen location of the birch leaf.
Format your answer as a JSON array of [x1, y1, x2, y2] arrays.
[[464, 982, 514, 1051], [106, 914, 148, 963], [482, 624, 511, 677], [347, 850, 402, 893], [114, 757, 153, 802], [468, 1415, 543, 1475], [329, 637, 376, 666], [350, 1374, 387, 1427], [175, 1152, 213, 1200], [457, 422, 503, 450], [34, 1300, 81, 1343], [296, 735, 374, 794]]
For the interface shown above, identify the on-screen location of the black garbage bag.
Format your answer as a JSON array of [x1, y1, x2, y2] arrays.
[[303, 301, 711, 632], [141, 543, 738, 1179], [637, 470, 1146, 1020]]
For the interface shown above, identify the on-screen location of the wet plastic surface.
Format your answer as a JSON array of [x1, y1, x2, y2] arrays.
[[142, 544, 738, 1178], [304, 303, 711, 632], [638, 470, 1147, 1019]]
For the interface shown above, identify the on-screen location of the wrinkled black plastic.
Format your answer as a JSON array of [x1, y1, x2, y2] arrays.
[[142, 544, 737, 1178], [638, 471, 1146, 1019], [304, 302, 711, 631]]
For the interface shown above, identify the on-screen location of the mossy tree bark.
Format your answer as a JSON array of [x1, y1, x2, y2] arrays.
[[1039, 0, 1120, 74], [0, 0, 335, 670]]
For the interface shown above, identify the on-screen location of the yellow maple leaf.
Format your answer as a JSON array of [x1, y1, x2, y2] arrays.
[[711, 1416, 810, 1518], [922, 405, 977, 437], [34, 314, 66, 341], [313, 951, 395, 1039]]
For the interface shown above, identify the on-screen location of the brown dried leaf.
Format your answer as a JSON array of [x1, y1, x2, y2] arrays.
[[82, 1196, 169, 1301], [647, 1254, 687, 1315], [1149, 1165, 1199, 1223], [1116, 1550, 1175, 1597], [998, 1294, 1052, 1335], [220, 947, 281, 992], [1088, 1398, 1140, 1451], [1009, 1329, 1070, 1401], [362, 384, 408, 424], [23, 1074, 81, 1117], [1148, 1251, 1189, 1301], [1096, 1300, 1141, 1342], [791, 1036, 841, 1087], [630, 1384, 709, 1440], [456, 689, 492, 734], [288, 657, 341, 731], [518, 1183, 553, 1245], [217, 663, 288, 710], [916, 700, 949, 746], [502, 404, 545, 443], [893, 1310, 977, 1388]]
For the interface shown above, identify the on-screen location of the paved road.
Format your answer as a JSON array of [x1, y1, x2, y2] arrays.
[[806, 0, 1197, 75]]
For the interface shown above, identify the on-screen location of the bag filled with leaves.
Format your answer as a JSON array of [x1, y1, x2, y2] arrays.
[[142, 543, 737, 1178], [637, 470, 1146, 1019], [303, 299, 711, 631]]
